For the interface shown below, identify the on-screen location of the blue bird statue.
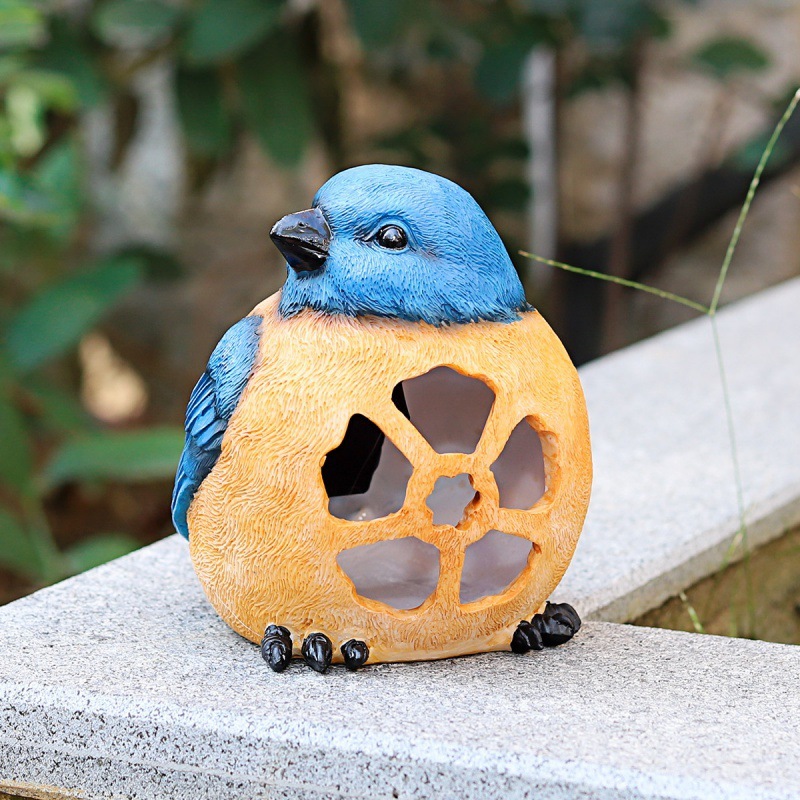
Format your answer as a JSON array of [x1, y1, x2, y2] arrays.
[[173, 164, 592, 673]]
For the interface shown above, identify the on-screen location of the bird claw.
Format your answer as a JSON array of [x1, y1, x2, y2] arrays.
[[261, 624, 292, 672], [341, 638, 370, 670], [302, 632, 334, 673], [539, 601, 581, 646], [511, 602, 581, 654], [511, 619, 544, 653], [262, 625, 370, 673]]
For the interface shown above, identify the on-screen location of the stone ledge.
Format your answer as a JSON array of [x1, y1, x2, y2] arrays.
[[2, 278, 800, 799], [557, 277, 800, 620], [1, 536, 799, 799]]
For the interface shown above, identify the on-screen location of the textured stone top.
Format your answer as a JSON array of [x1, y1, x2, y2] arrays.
[[1, 536, 799, 800], [2, 278, 799, 799], [557, 277, 800, 620]]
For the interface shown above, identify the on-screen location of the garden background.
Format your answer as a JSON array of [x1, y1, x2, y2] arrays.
[[1, 0, 798, 607]]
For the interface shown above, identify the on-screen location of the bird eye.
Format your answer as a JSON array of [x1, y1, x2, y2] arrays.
[[375, 224, 408, 250]]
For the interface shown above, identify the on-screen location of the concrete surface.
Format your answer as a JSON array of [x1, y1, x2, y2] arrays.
[[557, 277, 800, 621], [1, 279, 799, 799], [1, 537, 799, 800]]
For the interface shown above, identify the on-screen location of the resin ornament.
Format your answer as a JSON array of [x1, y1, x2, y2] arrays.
[[172, 165, 591, 673]]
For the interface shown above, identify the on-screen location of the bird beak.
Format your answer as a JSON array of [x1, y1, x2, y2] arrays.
[[270, 207, 331, 274]]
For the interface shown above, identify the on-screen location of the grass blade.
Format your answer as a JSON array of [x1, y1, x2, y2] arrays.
[[519, 88, 800, 639], [709, 89, 800, 315], [518, 252, 710, 314], [678, 591, 705, 634]]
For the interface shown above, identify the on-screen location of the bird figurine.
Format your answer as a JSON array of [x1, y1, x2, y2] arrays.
[[173, 164, 591, 673]]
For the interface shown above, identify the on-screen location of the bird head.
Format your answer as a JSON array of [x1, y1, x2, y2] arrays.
[[271, 164, 529, 325]]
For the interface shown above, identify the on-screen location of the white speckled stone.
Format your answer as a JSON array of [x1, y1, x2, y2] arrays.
[[1, 538, 799, 799], [1, 279, 799, 799], [557, 277, 800, 620]]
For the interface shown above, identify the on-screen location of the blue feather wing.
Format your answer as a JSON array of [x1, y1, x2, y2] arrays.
[[171, 315, 262, 539]]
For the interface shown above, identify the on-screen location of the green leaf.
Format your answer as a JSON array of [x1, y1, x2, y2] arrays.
[[0, 389, 34, 492], [36, 19, 108, 108], [475, 38, 532, 105], [175, 67, 232, 157], [488, 137, 529, 161], [566, 56, 632, 96], [0, 165, 75, 228], [0, 507, 42, 578], [182, 0, 281, 65], [0, 53, 26, 81], [0, 0, 46, 49], [92, 0, 182, 47], [25, 378, 92, 435], [6, 255, 144, 372], [32, 138, 81, 196], [31, 139, 83, 238], [8, 68, 78, 111], [64, 532, 140, 574], [576, 1, 669, 53], [692, 36, 770, 79], [0, 143, 80, 232], [344, 0, 407, 49], [239, 31, 314, 165], [6, 82, 44, 156], [486, 177, 529, 210], [44, 426, 184, 487]]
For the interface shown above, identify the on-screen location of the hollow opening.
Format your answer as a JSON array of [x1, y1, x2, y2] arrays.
[[336, 537, 440, 610], [426, 473, 477, 527], [490, 418, 546, 510], [325, 412, 413, 521], [394, 366, 495, 455], [326, 367, 506, 609], [460, 530, 535, 604]]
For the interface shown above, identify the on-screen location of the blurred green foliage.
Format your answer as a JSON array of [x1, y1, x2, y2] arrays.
[[0, 0, 776, 590], [692, 36, 770, 80], [0, 1, 186, 584]]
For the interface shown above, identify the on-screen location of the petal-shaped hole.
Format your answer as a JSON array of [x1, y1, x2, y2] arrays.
[[337, 537, 440, 610], [325, 414, 413, 521], [490, 418, 546, 510], [426, 473, 476, 527], [394, 366, 495, 454], [460, 530, 534, 604]]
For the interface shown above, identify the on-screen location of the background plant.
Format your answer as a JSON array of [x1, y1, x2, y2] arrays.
[[0, 0, 796, 599], [523, 88, 800, 638]]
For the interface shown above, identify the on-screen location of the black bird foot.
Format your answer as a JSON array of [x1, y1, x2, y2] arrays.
[[261, 624, 292, 672], [341, 639, 370, 671], [511, 602, 581, 654], [302, 632, 333, 673], [539, 601, 581, 646], [511, 619, 544, 653], [262, 627, 369, 674]]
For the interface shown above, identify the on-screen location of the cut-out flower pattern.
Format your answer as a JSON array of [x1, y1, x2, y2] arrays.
[[325, 366, 549, 609]]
